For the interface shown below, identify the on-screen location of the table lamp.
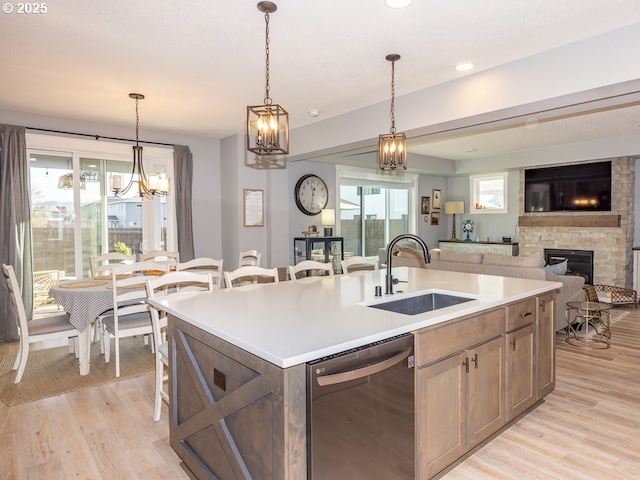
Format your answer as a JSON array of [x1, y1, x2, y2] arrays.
[[321, 208, 335, 236], [444, 201, 464, 241]]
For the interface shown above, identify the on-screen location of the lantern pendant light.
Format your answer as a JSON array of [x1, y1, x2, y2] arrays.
[[246, 1, 289, 156], [378, 54, 407, 170], [110, 93, 169, 197]]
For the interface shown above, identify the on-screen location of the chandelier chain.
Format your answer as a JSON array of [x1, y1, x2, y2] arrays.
[[389, 59, 396, 134], [264, 10, 272, 105], [134, 96, 140, 145]]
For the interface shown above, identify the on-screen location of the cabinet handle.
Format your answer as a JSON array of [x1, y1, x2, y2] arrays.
[[510, 338, 517, 351], [519, 311, 533, 318], [462, 357, 470, 373], [470, 353, 478, 369], [540, 300, 547, 312]]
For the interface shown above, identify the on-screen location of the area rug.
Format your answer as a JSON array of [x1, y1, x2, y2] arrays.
[[0, 336, 155, 406]]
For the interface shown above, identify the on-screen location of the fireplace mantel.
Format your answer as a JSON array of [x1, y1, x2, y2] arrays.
[[518, 215, 621, 228]]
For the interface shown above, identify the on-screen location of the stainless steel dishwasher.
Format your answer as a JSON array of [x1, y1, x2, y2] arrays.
[[307, 333, 415, 479]]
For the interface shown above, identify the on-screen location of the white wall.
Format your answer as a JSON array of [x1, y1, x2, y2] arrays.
[[446, 173, 521, 243]]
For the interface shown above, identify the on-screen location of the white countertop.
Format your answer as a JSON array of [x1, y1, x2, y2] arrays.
[[148, 267, 560, 368]]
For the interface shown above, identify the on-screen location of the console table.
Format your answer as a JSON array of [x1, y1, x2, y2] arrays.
[[294, 236, 344, 273], [439, 240, 519, 256]]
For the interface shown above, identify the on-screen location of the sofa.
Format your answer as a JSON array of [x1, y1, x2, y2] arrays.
[[379, 247, 585, 332]]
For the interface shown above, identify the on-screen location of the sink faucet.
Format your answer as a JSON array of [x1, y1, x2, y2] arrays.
[[385, 233, 430, 295]]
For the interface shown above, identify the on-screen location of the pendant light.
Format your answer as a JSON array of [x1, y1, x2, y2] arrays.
[[110, 93, 169, 197], [246, 1, 289, 156], [378, 54, 407, 170]]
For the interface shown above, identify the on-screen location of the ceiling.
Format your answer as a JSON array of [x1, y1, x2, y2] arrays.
[[3, 0, 640, 162]]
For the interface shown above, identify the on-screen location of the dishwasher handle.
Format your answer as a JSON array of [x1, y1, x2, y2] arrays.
[[316, 346, 412, 387]]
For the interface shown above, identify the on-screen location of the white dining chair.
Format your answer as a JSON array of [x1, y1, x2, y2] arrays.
[[99, 260, 168, 377], [238, 249, 261, 268], [146, 271, 214, 421], [177, 257, 223, 290], [288, 260, 334, 281], [2, 263, 80, 384], [90, 252, 135, 277], [140, 250, 180, 263], [224, 266, 279, 288], [341, 256, 379, 273]]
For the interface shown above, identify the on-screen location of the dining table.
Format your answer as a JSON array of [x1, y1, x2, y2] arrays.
[[48, 276, 147, 375]]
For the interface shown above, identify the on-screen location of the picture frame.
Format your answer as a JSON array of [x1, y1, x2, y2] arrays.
[[420, 196, 431, 215], [243, 189, 264, 227], [432, 189, 442, 209], [430, 211, 440, 225]]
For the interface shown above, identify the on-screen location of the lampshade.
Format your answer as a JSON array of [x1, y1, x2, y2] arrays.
[[444, 201, 464, 215], [321, 208, 335, 236], [321, 208, 335, 226]]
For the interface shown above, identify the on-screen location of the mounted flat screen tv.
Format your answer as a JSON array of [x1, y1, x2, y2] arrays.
[[524, 161, 611, 212]]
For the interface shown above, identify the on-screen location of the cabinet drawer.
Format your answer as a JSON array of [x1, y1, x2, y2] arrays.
[[505, 298, 536, 331], [415, 307, 505, 366]]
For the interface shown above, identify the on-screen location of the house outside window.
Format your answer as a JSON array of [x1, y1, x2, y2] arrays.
[[470, 172, 508, 214]]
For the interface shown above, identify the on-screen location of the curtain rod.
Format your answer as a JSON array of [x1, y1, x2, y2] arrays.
[[25, 126, 175, 148]]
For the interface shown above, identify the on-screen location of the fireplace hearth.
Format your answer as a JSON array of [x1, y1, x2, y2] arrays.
[[544, 249, 594, 285]]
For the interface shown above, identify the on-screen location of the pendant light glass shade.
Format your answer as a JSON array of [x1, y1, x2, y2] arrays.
[[110, 93, 169, 197], [246, 2, 289, 156], [379, 54, 407, 170]]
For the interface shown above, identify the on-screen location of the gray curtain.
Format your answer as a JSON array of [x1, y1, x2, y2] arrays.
[[0, 124, 32, 342], [174, 145, 195, 261]]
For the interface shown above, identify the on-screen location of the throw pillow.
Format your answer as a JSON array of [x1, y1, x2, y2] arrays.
[[482, 253, 545, 268], [545, 260, 568, 276]]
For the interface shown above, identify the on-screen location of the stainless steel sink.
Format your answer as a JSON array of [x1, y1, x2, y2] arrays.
[[365, 292, 474, 316]]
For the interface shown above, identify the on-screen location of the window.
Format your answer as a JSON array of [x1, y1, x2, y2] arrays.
[[28, 133, 175, 284], [470, 172, 508, 214], [337, 166, 418, 257]]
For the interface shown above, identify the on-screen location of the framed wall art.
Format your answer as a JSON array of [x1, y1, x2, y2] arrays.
[[243, 188, 264, 227], [430, 211, 440, 225], [432, 189, 442, 209], [420, 196, 431, 215]]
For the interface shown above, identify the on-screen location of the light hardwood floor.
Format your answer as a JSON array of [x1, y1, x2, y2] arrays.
[[1, 307, 638, 479]]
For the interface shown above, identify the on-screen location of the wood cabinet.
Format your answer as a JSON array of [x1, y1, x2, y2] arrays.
[[415, 308, 505, 479], [415, 293, 555, 479], [536, 292, 556, 398], [168, 316, 307, 480], [439, 240, 519, 256], [505, 323, 535, 420], [505, 298, 536, 421]]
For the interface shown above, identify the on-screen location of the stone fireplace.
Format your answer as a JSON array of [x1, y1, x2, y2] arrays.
[[518, 157, 635, 288]]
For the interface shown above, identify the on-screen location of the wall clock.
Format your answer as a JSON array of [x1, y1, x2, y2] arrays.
[[294, 174, 328, 216]]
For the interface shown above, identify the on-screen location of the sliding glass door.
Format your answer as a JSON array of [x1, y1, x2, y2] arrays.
[[28, 134, 174, 302], [337, 167, 417, 259]]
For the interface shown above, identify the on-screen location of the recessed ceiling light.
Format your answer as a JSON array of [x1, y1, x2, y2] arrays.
[[309, 109, 319, 117], [455, 62, 475, 72], [385, 0, 413, 9]]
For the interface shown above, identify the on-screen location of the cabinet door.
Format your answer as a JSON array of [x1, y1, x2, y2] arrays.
[[490, 245, 510, 255], [505, 323, 536, 421], [475, 244, 493, 254], [468, 336, 505, 446], [416, 351, 467, 480], [537, 292, 555, 398]]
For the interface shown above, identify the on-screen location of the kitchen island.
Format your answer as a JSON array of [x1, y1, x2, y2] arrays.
[[148, 267, 560, 480]]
